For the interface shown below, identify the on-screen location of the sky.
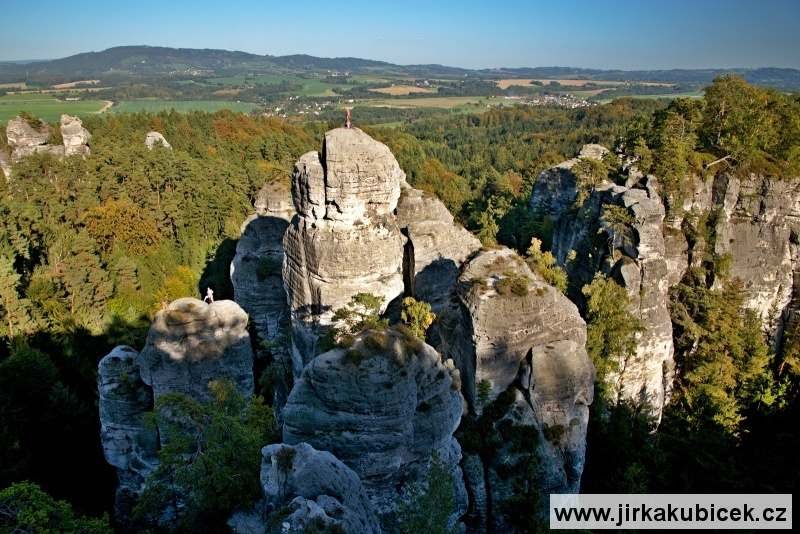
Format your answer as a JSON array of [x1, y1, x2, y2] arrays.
[[1, 0, 798, 69]]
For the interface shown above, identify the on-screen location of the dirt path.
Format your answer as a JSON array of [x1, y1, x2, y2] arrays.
[[97, 100, 114, 113]]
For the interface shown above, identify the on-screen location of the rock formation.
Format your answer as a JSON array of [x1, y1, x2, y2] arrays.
[[5, 114, 90, 163], [145, 131, 172, 150], [246, 442, 382, 534], [231, 181, 295, 406], [282, 128, 405, 370], [0, 150, 10, 179], [232, 181, 295, 345], [433, 248, 593, 527], [530, 147, 675, 418], [6, 116, 60, 160], [395, 186, 481, 314], [281, 327, 467, 523], [60, 114, 91, 156], [137, 298, 254, 401], [98, 346, 158, 519], [99, 299, 255, 519]]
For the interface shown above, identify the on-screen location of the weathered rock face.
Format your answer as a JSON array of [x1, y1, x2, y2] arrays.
[[0, 150, 10, 179], [60, 114, 91, 156], [283, 128, 405, 369], [438, 248, 589, 410], [396, 186, 481, 313], [137, 298, 254, 401], [5, 114, 90, 162], [98, 346, 159, 519], [530, 148, 675, 418], [99, 299, 256, 522], [665, 172, 800, 344], [231, 181, 295, 388], [5, 116, 59, 160], [529, 143, 609, 217], [145, 131, 171, 150], [434, 248, 593, 528], [232, 182, 295, 343], [282, 328, 467, 522], [707, 174, 800, 335], [254, 443, 382, 534]]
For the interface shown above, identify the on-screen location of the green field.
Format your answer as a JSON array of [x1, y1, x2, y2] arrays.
[[206, 74, 350, 97], [111, 100, 260, 114], [597, 90, 704, 104], [0, 94, 107, 122], [363, 96, 515, 109]]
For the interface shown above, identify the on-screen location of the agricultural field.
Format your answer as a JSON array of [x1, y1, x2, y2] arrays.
[[111, 99, 261, 114], [368, 85, 436, 95], [595, 89, 704, 104], [361, 95, 515, 109], [0, 93, 107, 122], [205, 74, 351, 96]]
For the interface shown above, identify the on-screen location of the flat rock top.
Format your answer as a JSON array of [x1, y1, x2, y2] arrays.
[[254, 180, 294, 219], [6, 116, 49, 148], [147, 298, 249, 362]]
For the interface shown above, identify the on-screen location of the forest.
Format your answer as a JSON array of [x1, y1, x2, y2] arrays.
[[0, 76, 799, 532]]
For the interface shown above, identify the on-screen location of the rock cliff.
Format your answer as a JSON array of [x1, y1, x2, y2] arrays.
[[282, 128, 405, 370], [60, 114, 91, 156], [281, 327, 467, 523], [98, 346, 158, 519], [530, 148, 675, 418], [396, 186, 482, 314], [137, 298, 254, 401], [433, 248, 594, 528], [231, 181, 295, 406]]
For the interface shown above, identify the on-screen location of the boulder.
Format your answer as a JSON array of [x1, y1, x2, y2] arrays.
[[257, 443, 381, 533], [145, 131, 172, 150], [98, 346, 158, 518], [283, 128, 405, 369], [281, 328, 467, 521], [60, 114, 91, 156], [137, 298, 254, 402]]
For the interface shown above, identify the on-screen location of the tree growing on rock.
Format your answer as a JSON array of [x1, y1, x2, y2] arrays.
[[525, 237, 567, 293], [133, 380, 278, 531], [397, 453, 456, 534], [581, 274, 642, 398], [400, 297, 436, 339]]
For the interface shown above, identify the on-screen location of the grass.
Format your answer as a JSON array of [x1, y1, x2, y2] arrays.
[[0, 94, 107, 122], [205, 74, 349, 97], [362, 96, 515, 109], [369, 85, 436, 95], [111, 100, 260, 114], [596, 90, 704, 104]]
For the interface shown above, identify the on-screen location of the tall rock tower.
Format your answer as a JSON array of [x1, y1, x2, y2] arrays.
[[282, 127, 405, 370]]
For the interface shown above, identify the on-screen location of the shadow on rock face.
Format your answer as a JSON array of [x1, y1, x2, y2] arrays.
[[199, 237, 238, 301]]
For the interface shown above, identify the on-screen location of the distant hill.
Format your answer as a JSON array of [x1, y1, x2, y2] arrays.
[[1, 45, 799, 90]]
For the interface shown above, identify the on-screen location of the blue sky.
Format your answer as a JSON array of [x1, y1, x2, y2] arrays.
[[1, 0, 798, 69]]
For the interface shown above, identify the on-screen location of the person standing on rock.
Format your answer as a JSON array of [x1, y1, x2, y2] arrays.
[[344, 108, 352, 128], [204, 287, 214, 304]]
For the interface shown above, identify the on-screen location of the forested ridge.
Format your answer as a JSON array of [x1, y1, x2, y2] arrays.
[[0, 76, 798, 532]]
